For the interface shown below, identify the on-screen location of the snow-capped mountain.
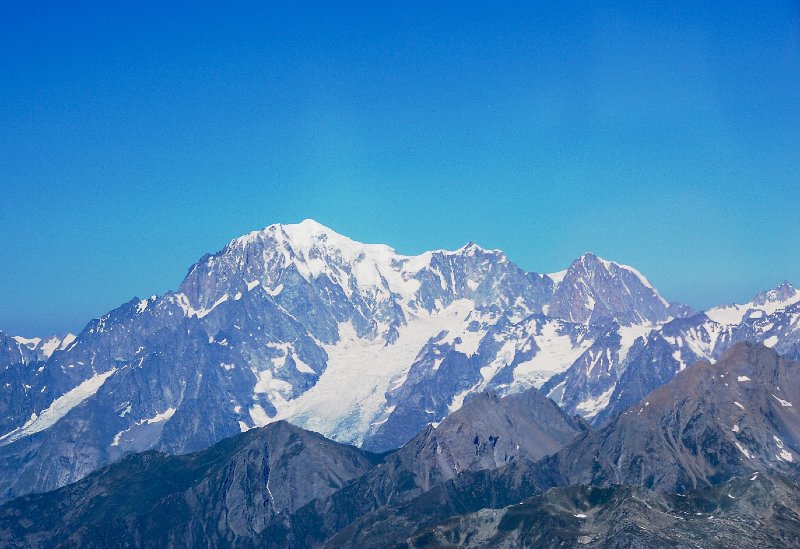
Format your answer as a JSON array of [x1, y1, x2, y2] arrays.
[[0, 219, 797, 502]]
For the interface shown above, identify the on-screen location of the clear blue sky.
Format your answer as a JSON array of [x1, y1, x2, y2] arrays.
[[2, 1, 799, 336]]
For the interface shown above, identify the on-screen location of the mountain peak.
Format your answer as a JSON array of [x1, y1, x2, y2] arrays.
[[751, 281, 798, 306], [232, 218, 342, 248], [578, 251, 602, 263], [452, 240, 501, 256], [575, 253, 630, 274], [546, 253, 671, 325]]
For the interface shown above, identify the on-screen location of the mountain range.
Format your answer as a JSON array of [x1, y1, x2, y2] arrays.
[[1, 219, 799, 506], [2, 342, 798, 548]]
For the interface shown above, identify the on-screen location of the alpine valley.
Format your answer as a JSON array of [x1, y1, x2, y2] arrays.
[[1, 220, 800, 547]]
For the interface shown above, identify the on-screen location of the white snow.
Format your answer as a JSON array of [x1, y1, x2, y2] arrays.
[[246, 279, 261, 291], [574, 513, 587, 519], [513, 320, 593, 388], [706, 288, 800, 326], [479, 340, 516, 382], [617, 323, 656, 363], [775, 437, 794, 461], [175, 292, 229, 319], [548, 270, 568, 285], [144, 407, 176, 424], [706, 305, 748, 325], [0, 369, 116, 445], [198, 294, 229, 318], [264, 284, 284, 297], [12, 336, 40, 349], [772, 394, 793, 407], [575, 385, 615, 419], [249, 404, 271, 426], [25, 334, 76, 359], [111, 407, 177, 446], [273, 300, 477, 445], [59, 333, 77, 350], [734, 401, 745, 410], [732, 424, 740, 433], [734, 442, 752, 459], [246, 219, 426, 306], [253, 369, 293, 402], [764, 336, 779, 348], [38, 337, 61, 358], [737, 376, 751, 382], [452, 328, 484, 358], [292, 353, 316, 374]]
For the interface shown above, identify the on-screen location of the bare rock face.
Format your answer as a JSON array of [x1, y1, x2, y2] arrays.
[[284, 387, 584, 546], [0, 421, 379, 548], [370, 387, 582, 494], [401, 471, 800, 549], [424, 390, 584, 476], [547, 253, 672, 326], [3, 345, 800, 548], [548, 342, 800, 493], [321, 343, 800, 548], [0, 387, 581, 548]]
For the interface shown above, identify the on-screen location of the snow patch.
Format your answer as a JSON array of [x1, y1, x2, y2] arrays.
[[249, 404, 270, 426], [773, 394, 793, 407], [1, 369, 116, 445], [548, 270, 567, 285], [575, 385, 615, 419], [264, 284, 284, 297], [734, 442, 751, 459], [175, 292, 229, 318], [513, 320, 593, 388]]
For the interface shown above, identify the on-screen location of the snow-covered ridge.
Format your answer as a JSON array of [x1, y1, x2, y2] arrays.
[[227, 219, 505, 296], [180, 220, 673, 326], [12, 333, 77, 359], [706, 282, 800, 326]]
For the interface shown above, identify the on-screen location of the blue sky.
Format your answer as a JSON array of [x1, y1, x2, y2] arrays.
[[2, 1, 799, 336]]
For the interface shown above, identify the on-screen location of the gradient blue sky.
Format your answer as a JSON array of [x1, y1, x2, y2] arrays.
[[2, 1, 799, 336]]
